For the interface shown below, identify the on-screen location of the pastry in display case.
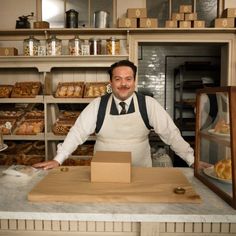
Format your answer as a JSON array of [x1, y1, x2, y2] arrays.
[[194, 86, 236, 209]]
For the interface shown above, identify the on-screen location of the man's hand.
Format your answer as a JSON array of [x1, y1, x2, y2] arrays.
[[32, 160, 60, 170]]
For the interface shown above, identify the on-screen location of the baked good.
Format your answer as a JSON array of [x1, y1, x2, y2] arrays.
[[214, 119, 230, 134], [214, 159, 232, 180]]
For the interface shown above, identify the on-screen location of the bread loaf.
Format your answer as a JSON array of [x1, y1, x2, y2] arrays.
[[214, 159, 232, 180]]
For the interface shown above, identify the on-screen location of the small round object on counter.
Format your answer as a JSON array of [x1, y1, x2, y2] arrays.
[[60, 167, 69, 172], [173, 186, 186, 194]]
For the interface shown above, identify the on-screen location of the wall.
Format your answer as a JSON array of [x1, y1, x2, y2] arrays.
[[138, 44, 221, 117]]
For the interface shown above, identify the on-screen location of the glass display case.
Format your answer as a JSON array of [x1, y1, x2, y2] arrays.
[[194, 86, 236, 209]]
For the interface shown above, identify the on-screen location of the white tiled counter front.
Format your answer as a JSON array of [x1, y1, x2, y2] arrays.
[[0, 166, 236, 236]]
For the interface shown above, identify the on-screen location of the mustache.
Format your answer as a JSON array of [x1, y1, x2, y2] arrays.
[[119, 85, 129, 89]]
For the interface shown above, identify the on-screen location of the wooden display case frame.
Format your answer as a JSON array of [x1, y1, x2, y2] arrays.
[[194, 86, 236, 209]]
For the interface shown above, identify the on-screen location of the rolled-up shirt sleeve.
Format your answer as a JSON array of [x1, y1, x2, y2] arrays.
[[146, 96, 194, 166], [54, 97, 101, 164]]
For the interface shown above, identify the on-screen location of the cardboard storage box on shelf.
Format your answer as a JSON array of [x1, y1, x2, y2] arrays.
[[165, 20, 178, 28], [91, 151, 131, 183], [179, 5, 192, 13], [192, 20, 205, 28], [184, 13, 197, 21], [222, 8, 236, 18], [172, 13, 184, 21], [127, 8, 147, 18], [0, 47, 18, 56], [179, 21, 192, 28], [224, 0, 236, 8], [214, 18, 235, 28], [139, 18, 158, 28], [117, 18, 137, 28]]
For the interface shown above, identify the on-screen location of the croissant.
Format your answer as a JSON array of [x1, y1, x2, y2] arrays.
[[214, 159, 232, 180]]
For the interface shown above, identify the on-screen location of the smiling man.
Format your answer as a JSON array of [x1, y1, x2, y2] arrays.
[[33, 60, 194, 169]]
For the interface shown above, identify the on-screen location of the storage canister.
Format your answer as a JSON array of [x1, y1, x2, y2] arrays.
[[94, 11, 109, 28], [46, 35, 62, 56], [89, 38, 102, 55], [106, 37, 120, 55], [65, 9, 79, 28], [23, 36, 40, 56], [68, 36, 83, 56], [81, 41, 90, 55]]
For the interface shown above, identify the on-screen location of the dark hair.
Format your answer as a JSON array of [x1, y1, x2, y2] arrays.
[[108, 60, 137, 80]]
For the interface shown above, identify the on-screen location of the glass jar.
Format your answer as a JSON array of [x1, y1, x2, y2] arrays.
[[23, 36, 40, 56], [89, 38, 102, 55], [81, 41, 90, 55], [68, 36, 83, 56], [46, 35, 62, 56], [106, 37, 120, 55]]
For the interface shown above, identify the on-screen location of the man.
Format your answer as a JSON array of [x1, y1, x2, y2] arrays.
[[34, 60, 194, 169]]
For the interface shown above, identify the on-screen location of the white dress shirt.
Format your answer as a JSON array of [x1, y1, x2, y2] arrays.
[[54, 93, 194, 166]]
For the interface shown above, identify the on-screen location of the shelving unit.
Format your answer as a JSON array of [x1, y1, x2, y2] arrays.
[[0, 29, 129, 162], [173, 61, 220, 138]]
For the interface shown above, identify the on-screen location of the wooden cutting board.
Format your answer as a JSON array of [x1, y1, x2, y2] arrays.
[[28, 167, 201, 203]]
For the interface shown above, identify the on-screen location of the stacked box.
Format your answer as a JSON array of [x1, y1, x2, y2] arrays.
[[0, 47, 18, 56], [214, 8, 236, 28], [118, 8, 158, 28], [166, 4, 205, 28]]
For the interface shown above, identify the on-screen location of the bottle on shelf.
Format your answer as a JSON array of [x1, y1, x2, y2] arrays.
[[23, 35, 40, 56], [46, 35, 62, 56]]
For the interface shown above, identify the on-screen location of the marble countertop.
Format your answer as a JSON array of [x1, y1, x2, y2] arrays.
[[0, 166, 236, 223]]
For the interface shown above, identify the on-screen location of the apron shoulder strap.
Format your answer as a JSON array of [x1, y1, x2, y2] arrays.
[[95, 93, 111, 133], [135, 91, 153, 130]]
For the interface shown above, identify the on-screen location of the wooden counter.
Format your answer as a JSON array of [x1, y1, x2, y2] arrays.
[[0, 166, 236, 236]]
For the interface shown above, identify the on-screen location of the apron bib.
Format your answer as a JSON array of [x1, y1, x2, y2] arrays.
[[94, 95, 152, 167]]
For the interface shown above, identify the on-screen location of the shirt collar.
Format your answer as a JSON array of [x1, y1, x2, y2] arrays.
[[112, 94, 134, 108]]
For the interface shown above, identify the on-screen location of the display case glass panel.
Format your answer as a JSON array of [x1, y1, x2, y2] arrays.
[[195, 86, 236, 209]]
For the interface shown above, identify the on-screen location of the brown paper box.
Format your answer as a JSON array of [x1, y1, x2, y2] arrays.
[[222, 8, 236, 18], [192, 20, 205, 28], [127, 8, 147, 18], [139, 18, 158, 28], [214, 18, 235, 28], [179, 21, 192, 28], [172, 13, 184, 21], [165, 20, 178, 28], [117, 18, 137, 28], [91, 151, 131, 183], [185, 13, 197, 21], [179, 5, 192, 13], [0, 47, 18, 56]]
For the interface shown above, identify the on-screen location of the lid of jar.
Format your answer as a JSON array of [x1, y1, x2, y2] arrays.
[[24, 35, 40, 42], [107, 36, 119, 41], [89, 38, 101, 42]]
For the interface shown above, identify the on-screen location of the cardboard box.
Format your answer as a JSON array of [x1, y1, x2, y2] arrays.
[[139, 18, 158, 28], [127, 8, 147, 18], [0, 47, 18, 56], [117, 18, 137, 28], [214, 18, 235, 28], [165, 20, 178, 28], [179, 5, 192, 13], [178, 21, 192, 28], [91, 151, 131, 183], [192, 20, 205, 28], [172, 13, 184, 21], [185, 13, 197, 21], [224, 0, 236, 8], [222, 8, 236, 18]]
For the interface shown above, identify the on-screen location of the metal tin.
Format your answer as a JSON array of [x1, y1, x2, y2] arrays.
[[94, 11, 109, 28], [65, 9, 79, 28]]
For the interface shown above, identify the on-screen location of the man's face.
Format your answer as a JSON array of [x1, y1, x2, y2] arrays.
[[110, 66, 135, 101]]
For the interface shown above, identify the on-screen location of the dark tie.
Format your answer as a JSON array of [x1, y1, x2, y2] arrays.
[[119, 101, 126, 115]]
